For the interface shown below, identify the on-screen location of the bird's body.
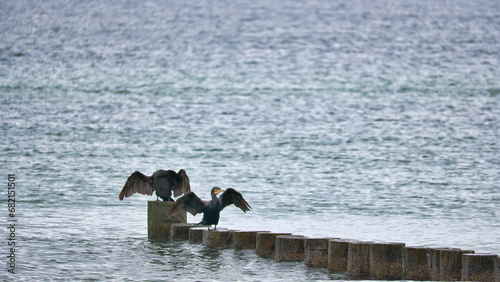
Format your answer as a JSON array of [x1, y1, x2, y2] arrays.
[[166, 187, 251, 230], [119, 169, 190, 202]]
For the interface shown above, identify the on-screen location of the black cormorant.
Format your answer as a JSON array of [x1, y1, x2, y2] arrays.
[[165, 187, 251, 230], [119, 169, 190, 202]]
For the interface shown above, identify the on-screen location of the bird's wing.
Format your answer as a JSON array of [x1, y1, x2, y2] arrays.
[[165, 192, 207, 217], [118, 171, 154, 201], [173, 169, 191, 197], [219, 188, 252, 212]]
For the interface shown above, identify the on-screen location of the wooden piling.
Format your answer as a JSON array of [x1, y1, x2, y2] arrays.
[[348, 241, 374, 277], [440, 248, 474, 281], [202, 229, 235, 249], [369, 242, 405, 280], [189, 227, 209, 244], [233, 231, 269, 250], [170, 223, 198, 241], [462, 253, 498, 282], [274, 235, 306, 261], [328, 239, 355, 271], [147, 201, 186, 240], [304, 238, 331, 267], [404, 246, 431, 281], [255, 232, 292, 258]]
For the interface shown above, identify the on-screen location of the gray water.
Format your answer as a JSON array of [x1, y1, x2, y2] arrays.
[[1, 0, 499, 280]]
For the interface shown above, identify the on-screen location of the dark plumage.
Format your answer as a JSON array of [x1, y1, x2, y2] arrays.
[[118, 169, 190, 202], [165, 187, 251, 230]]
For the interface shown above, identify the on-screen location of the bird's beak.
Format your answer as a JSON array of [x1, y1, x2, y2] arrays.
[[215, 188, 224, 194]]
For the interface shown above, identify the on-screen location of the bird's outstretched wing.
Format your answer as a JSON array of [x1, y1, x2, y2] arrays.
[[173, 169, 191, 197], [165, 192, 207, 217], [118, 171, 154, 201], [219, 188, 252, 212]]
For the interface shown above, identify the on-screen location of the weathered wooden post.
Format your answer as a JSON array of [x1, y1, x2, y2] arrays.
[[328, 239, 355, 271], [404, 246, 431, 280], [189, 227, 209, 244], [233, 231, 269, 250], [462, 253, 498, 282], [347, 241, 374, 277], [440, 248, 474, 281], [304, 238, 331, 267], [202, 229, 236, 249], [170, 223, 197, 241], [274, 235, 306, 261], [255, 232, 292, 258], [369, 242, 405, 280], [147, 201, 186, 240]]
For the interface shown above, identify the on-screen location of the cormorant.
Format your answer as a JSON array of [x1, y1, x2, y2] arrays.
[[119, 169, 190, 202], [165, 187, 251, 230]]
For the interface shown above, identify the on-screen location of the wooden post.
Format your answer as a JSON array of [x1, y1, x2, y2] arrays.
[[439, 248, 474, 281], [189, 227, 209, 244], [304, 238, 331, 267], [202, 229, 235, 249], [429, 248, 448, 281], [255, 232, 292, 258], [347, 241, 373, 277], [404, 246, 431, 280], [170, 223, 198, 241], [369, 242, 405, 280], [274, 235, 306, 261], [147, 201, 186, 240], [233, 231, 269, 250], [462, 253, 498, 282], [328, 239, 355, 271]]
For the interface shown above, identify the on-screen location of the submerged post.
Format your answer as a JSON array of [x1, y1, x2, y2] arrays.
[[147, 201, 186, 240], [274, 235, 306, 261], [404, 246, 431, 280], [170, 223, 197, 241], [255, 232, 292, 258], [369, 242, 405, 280], [439, 248, 474, 281], [233, 231, 270, 250], [462, 253, 498, 282], [328, 239, 354, 271], [189, 227, 209, 244], [347, 241, 373, 277], [304, 238, 331, 267], [202, 229, 235, 249]]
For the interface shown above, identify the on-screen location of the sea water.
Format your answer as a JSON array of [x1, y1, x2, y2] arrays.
[[1, 0, 499, 280]]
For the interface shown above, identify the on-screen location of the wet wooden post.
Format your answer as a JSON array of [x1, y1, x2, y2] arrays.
[[304, 238, 331, 267], [170, 223, 197, 241], [429, 248, 448, 281], [328, 239, 355, 271], [439, 248, 474, 281], [189, 227, 209, 244], [497, 256, 500, 282], [233, 231, 269, 250], [403, 246, 431, 280], [255, 232, 292, 258], [147, 201, 186, 240], [462, 253, 498, 282], [369, 242, 405, 280], [347, 241, 373, 277], [274, 235, 306, 261], [202, 229, 235, 249]]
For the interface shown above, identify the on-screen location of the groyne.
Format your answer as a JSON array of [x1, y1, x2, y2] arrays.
[[148, 201, 499, 281]]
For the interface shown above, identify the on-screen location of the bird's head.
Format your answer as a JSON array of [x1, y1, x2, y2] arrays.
[[212, 187, 224, 195]]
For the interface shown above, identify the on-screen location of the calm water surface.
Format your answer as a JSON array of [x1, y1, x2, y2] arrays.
[[1, 0, 499, 280]]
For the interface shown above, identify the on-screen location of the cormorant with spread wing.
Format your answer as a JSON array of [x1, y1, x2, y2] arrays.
[[165, 187, 251, 230], [119, 169, 190, 202]]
